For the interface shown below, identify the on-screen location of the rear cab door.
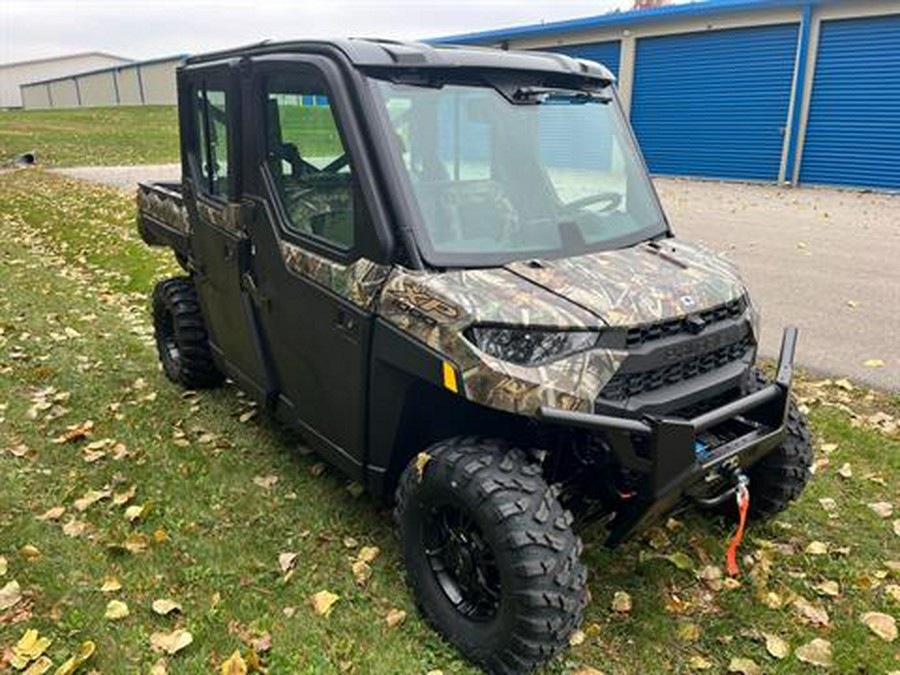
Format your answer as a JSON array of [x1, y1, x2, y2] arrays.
[[239, 53, 396, 478], [178, 63, 267, 394]]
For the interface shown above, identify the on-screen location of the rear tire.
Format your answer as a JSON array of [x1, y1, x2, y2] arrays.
[[394, 437, 587, 674], [743, 368, 813, 521], [152, 277, 223, 389]]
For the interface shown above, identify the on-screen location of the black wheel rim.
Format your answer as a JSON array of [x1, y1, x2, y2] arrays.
[[424, 504, 501, 621], [157, 307, 181, 367]]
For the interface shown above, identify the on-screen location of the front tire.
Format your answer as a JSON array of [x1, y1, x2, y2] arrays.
[[152, 277, 223, 389], [744, 368, 813, 520], [394, 438, 587, 674]]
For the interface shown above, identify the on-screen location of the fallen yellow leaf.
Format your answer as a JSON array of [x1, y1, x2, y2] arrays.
[[150, 628, 193, 655], [415, 452, 431, 481], [351, 560, 372, 586], [22, 656, 52, 674], [112, 485, 137, 506], [73, 489, 110, 512], [860, 611, 897, 642], [37, 506, 66, 521], [611, 590, 632, 613], [104, 599, 129, 620], [727, 657, 761, 675], [12, 628, 52, 669], [124, 504, 150, 523], [100, 577, 122, 593], [863, 359, 886, 368], [0, 579, 22, 610], [151, 599, 182, 616], [278, 551, 298, 574], [123, 532, 150, 554], [20, 544, 41, 560], [310, 590, 339, 617], [357, 546, 380, 564], [61, 519, 87, 538], [764, 633, 789, 659], [220, 650, 247, 675], [55, 640, 96, 675], [795, 638, 833, 667], [0, 555, 6, 576], [385, 608, 406, 628]]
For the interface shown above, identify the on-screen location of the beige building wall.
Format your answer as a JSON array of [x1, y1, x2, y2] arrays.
[[20, 84, 51, 109], [48, 79, 79, 107], [138, 61, 178, 105], [1, 52, 130, 108], [17, 56, 183, 109], [78, 71, 118, 106], [117, 67, 143, 105]]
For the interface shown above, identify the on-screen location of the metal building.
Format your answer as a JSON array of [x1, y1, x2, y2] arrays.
[[434, 0, 900, 190], [19, 55, 186, 110], [0, 52, 131, 109]]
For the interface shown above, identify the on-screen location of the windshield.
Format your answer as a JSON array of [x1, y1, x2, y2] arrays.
[[370, 78, 667, 267]]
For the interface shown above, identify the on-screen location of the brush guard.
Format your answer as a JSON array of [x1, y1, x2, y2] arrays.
[[539, 327, 798, 547]]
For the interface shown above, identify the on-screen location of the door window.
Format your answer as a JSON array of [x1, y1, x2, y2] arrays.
[[194, 86, 229, 199], [264, 74, 354, 249]]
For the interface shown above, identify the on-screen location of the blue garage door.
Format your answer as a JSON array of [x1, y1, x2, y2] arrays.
[[539, 40, 620, 77], [800, 14, 900, 188], [631, 24, 799, 180]]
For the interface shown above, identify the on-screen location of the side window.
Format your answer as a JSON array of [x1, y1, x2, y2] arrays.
[[194, 85, 229, 199], [264, 74, 354, 249]]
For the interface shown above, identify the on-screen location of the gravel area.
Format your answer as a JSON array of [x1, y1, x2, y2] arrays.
[[52, 164, 181, 189], [52, 164, 899, 389]]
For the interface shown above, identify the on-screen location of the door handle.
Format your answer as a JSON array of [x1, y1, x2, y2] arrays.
[[334, 308, 358, 336]]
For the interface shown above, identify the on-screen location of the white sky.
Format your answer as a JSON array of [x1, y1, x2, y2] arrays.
[[1, 0, 643, 64]]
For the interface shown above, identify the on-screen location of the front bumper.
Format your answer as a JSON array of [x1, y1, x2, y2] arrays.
[[539, 327, 799, 546]]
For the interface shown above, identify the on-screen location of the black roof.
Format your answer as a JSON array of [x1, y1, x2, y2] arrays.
[[184, 37, 615, 84]]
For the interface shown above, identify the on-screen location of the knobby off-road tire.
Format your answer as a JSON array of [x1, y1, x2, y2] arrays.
[[743, 368, 813, 521], [152, 277, 224, 390], [394, 437, 587, 674]]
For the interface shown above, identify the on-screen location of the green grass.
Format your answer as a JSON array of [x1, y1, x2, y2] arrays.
[[0, 104, 348, 168], [0, 106, 179, 167], [1, 170, 898, 673]]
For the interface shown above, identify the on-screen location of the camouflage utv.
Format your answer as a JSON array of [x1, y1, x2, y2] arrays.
[[137, 38, 813, 673]]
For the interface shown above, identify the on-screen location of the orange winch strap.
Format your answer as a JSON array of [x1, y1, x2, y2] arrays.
[[726, 484, 750, 577]]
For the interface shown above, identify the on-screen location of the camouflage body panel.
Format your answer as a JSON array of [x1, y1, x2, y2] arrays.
[[379, 238, 750, 416], [197, 200, 243, 237], [379, 268, 625, 414], [137, 185, 190, 235], [280, 240, 390, 311], [506, 239, 747, 327]]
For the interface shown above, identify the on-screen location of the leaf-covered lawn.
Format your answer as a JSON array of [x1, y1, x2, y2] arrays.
[[0, 107, 179, 167], [0, 170, 898, 674]]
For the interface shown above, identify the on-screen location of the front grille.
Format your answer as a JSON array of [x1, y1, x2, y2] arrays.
[[600, 335, 753, 401], [625, 296, 747, 348]]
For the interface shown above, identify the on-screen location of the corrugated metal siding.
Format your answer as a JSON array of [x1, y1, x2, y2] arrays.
[[538, 40, 621, 77], [799, 14, 900, 188], [631, 24, 798, 180]]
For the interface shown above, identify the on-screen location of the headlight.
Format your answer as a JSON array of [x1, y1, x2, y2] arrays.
[[465, 326, 599, 366]]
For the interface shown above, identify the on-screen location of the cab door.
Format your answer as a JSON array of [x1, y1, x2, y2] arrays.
[[180, 65, 266, 395], [241, 57, 393, 477]]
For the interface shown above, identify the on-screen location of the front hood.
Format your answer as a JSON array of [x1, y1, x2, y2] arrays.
[[505, 239, 747, 327]]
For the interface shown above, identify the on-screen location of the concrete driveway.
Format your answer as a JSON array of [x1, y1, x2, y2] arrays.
[[53, 165, 899, 390]]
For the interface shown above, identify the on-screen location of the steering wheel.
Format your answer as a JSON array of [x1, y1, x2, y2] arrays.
[[562, 191, 623, 214]]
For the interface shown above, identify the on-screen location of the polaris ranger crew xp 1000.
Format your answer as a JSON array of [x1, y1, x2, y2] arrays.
[[138, 39, 813, 673]]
